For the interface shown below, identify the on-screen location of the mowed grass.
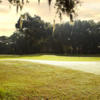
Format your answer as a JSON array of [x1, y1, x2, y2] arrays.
[[0, 61, 100, 100], [0, 54, 100, 61]]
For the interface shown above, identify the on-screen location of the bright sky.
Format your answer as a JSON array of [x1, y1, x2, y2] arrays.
[[0, 0, 100, 36]]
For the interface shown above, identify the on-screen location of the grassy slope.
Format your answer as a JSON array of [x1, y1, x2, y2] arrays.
[[0, 54, 100, 61], [0, 61, 100, 100]]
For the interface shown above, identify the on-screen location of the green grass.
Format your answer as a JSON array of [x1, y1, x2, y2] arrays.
[[0, 61, 100, 100], [0, 54, 100, 61]]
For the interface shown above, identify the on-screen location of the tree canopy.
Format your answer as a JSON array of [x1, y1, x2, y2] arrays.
[[0, 14, 100, 55], [0, 0, 80, 21]]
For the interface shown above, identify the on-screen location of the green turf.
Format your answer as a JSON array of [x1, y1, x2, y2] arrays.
[[0, 61, 100, 100], [0, 54, 100, 61]]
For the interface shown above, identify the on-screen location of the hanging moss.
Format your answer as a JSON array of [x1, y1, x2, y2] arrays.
[[7, 0, 80, 21]]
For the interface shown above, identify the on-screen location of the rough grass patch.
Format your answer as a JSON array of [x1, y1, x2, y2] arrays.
[[0, 61, 100, 100]]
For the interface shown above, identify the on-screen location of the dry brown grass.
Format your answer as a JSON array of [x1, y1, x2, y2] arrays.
[[0, 61, 100, 100]]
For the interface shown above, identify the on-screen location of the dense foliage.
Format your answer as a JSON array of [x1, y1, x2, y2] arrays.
[[0, 14, 100, 55]]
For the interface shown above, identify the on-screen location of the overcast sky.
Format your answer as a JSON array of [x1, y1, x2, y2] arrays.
[[0, 0, 100, 36]]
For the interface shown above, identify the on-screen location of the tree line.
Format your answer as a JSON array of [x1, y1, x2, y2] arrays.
[[0, 13, 100, 55]]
